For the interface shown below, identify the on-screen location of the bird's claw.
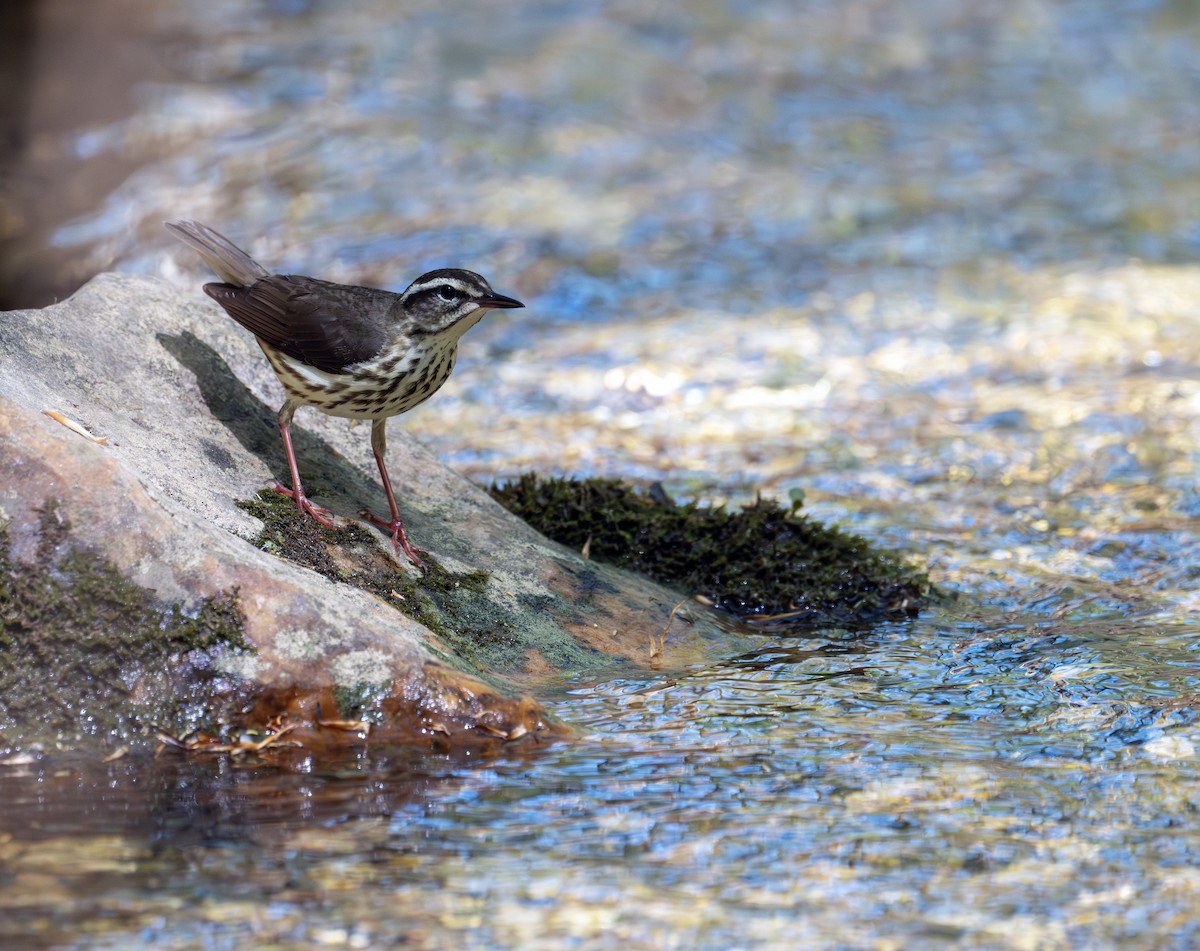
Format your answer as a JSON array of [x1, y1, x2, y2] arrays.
[[272, 482, 335, 527], [362, 509, 428, 568]]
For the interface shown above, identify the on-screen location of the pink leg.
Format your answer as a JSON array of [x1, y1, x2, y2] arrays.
[[273, 404, 333, 527], [363, 420, 427, 566]]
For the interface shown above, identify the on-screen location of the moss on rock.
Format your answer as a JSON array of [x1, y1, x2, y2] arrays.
[[490, 474, 931, 630], [235, 491, 572, 675], [0, 503, 252, 752]]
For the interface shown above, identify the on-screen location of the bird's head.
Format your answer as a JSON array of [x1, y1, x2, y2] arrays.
[[399, 268, 524, 338]]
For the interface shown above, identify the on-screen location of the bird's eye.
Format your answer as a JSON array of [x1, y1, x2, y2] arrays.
[[437, 285, 462, 302]]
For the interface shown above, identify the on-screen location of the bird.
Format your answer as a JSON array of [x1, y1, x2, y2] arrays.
[[165, 219, 523, 566]]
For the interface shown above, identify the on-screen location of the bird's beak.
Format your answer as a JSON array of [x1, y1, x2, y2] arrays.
[[480, 293, 524, 309]]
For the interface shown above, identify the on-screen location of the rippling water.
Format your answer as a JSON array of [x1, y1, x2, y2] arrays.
[[3, 0, 1200, 946]]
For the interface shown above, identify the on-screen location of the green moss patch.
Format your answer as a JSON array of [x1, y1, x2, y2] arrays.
[[490, 474, 931, 630], [0, 503, 252, 753], [235, 490, 486, 617], [235, 491, 588, 676]]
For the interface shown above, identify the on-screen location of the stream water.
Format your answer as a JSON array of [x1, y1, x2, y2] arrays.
[[3, 0, 1199, 947]]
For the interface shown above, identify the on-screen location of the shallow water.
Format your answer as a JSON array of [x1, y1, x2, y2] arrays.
[[4, 606, 1200, 948], [4, 0, 1200, 946]]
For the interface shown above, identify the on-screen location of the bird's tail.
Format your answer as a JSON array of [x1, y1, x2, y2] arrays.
[[164, 220, 270, 288]]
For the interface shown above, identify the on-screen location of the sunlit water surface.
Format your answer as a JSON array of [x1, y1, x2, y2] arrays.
[[4, 592, 1200, 948], [3, 0, 1200, 947]]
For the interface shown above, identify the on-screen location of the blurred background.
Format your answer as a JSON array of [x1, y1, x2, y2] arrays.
[[2, 0, 1198, 501], [6, 0, 1200, 303]]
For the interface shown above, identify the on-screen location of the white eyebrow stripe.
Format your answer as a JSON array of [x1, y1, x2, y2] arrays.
[[405, 275, 491, 297]]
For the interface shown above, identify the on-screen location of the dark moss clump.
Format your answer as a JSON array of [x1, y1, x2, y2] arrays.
[[236, 491, 547, 674], [0, 503, 252, 752], [490, 474, 931, 630]]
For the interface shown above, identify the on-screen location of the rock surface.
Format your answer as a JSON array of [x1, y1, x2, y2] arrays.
[[0, 274, 755, 753]]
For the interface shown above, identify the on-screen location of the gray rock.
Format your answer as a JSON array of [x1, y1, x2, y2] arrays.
[[0, 274, 753, 753]]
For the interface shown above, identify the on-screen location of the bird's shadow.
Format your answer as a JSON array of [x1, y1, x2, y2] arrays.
[[156, 331, 381, 515]]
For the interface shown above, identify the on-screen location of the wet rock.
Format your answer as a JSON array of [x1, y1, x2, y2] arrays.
[[0, 274, 755, 755]]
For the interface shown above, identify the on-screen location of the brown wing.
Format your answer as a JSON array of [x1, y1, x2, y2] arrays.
[[204, 274, 397, 373]]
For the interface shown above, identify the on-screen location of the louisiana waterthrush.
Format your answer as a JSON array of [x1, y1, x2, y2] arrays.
[[165, 219, 523, 566]]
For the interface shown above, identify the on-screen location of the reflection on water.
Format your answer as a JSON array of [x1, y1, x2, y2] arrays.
[[3, 0, 1200, 945], [3, 607, 1200, 947]]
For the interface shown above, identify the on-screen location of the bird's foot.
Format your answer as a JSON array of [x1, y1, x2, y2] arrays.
[[362, 509, 428, 568], [271, 482, 335, 527]]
